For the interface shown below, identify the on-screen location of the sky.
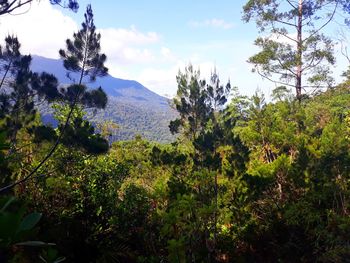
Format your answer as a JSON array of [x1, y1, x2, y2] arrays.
[[0, 0, 348, 98]]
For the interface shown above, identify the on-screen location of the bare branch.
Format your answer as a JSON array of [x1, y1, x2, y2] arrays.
[[271, 22, 298, 44], [275, 56, 297, 77], [275, 18, 297, 28], [0, 0, 32, 16], [255, 68, 296, 88], [286, 0, 297, 9], [304, 1, 339, 42]]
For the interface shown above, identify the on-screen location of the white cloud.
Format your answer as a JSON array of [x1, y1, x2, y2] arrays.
[[161, 47, 171, 57], [138, 66, 179, 97], [105, 46, 156, 65], [189, 19, 234, 30], [105, 64, 132, 81], [99, 26, 160, 65], [0, 1, 77, 58], [138, 60, 223, 97], [100, 26, 159, 46], [0, 2, 164, 85], [160, 46, 178, 62], [0, 2, 161, 67]]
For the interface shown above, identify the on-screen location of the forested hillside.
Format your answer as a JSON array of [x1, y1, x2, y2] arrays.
[[31, 55, 177, 143], [1, 1, 350, 263]]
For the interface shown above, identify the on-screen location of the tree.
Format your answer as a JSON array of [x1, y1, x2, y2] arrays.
[[59, 4, 107, 85], [57, 3, 108, 151], [0, 36, 62, 150], [170, 65, 230, 141], [0, 4, 108, 193], [169, 65, 233, 260], [169, 65, 209, 141], [0, 0, 78, 16], [0, 35, 21, 91], [243, 0, 350, 101]]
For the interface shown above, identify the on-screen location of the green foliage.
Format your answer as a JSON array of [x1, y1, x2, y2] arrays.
[[59, 4, 107, 84], [53, 104, 108, 154], [3, 2, 350, 262], [170, 65, 230, 142], [86, 98, 177, 143], [0, 131, 11, 183], [0, 36, 61, 147], [5, 82, 350, 262], [0, 196, 39, 247], [242, 0, 348, 98], [39, 247, 66, 263], [0, 196, 53, 262]]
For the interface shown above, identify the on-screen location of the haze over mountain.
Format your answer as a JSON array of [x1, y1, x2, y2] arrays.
[[31, 55, 177, 143]]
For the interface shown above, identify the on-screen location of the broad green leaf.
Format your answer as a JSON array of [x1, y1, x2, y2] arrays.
[[15, 241, 55, 247], [0, 196, 15, 213], [18, 212, 42, 232]]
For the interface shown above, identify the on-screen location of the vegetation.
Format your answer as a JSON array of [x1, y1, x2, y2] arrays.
[[88, 98, 177, 143], [1, 1, 350, 263], [243, 0, 350, 100]]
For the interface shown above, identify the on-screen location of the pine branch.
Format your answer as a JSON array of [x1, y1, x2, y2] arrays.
[[0, 88, 81, 193]]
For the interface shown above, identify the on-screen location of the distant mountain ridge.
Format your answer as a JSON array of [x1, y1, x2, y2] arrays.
[[31, 55, 177, 143]]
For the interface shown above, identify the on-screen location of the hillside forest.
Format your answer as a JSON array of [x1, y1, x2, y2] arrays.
[[1, 1, 350, 262]]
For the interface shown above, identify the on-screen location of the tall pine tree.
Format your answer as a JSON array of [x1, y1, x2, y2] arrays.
[[243, 0, 350, 101], [59, 4, 107, 85]]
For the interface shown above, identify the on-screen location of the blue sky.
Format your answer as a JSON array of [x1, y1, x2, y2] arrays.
[[0, 0, 348, 98], [66, 0, 261, 97]]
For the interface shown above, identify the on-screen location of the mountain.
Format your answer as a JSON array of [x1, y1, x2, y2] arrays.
[[31, 55, 177, 143]]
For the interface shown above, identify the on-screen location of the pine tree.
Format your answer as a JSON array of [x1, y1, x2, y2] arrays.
[[0, 36, 61, 149], [0, 36, 21, 91], [243, 0, 350, 101], [57, 4, 108, 152], [169, 65, 211, 141], [59, 4, 107, 85], [169, 65, 233, 259], [0, 5, 109, 193]]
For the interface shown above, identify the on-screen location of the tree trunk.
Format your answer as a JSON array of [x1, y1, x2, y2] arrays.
[[296, 0, 303, 101]]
